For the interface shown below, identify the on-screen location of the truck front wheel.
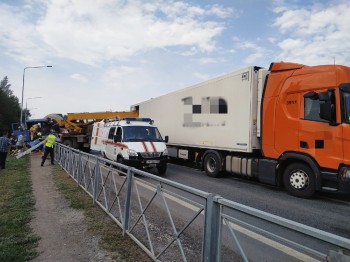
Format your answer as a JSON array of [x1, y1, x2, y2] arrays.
[[283, 163, 316, 198], [203, 151, 222, 177]]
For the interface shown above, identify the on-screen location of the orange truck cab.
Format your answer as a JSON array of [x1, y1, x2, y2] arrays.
[[262, 62, 350, 197]]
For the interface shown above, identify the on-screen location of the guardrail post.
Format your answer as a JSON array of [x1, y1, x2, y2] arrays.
[[123, 167, 134, 236], [202, 194, 221, 262], [77, 152, 82, 186], [68, 148, 72, 176], [93, 156, 100, 204]]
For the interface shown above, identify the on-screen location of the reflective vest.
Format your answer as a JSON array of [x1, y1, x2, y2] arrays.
[[45, 134, 56, 148]]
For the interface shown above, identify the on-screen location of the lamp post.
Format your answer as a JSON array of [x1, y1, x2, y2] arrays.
[[20, 65, 52, 128]]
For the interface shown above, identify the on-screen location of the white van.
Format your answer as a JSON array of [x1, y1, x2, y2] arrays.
[[91, 118, 168, 174]]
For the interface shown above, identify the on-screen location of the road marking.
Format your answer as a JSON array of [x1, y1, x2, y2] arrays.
[[225, 220, 320, 262], [135, 179, 322, 261]]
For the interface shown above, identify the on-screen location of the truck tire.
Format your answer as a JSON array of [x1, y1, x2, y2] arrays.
[[63, 139, 73, 147], [203, 151, 222, 177], [157, 164, 167, 175], [283, 163, 316, 198]]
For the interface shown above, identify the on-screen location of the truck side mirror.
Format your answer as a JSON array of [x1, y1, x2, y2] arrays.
[[318, 89, 337, 125], [318, 91, 330, 101], [164, 136, 169, 143], [320, 101, 333, 122]]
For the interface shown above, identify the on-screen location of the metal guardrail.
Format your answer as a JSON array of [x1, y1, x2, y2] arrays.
[[55, 144, 350, 262]]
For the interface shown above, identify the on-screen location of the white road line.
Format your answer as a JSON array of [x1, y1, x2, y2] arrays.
[[225, 220, 320, 262], [135, 180, 321, 261]]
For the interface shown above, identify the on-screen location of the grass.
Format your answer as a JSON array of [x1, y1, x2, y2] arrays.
[[0, 155, 39, 261], [52, 166, 152, 262]]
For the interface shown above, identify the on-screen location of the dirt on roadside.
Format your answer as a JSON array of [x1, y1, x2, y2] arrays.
[[29, 154, 118, 262]]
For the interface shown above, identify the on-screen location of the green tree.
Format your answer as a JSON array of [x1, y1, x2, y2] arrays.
[[0, 76, 21, 132]]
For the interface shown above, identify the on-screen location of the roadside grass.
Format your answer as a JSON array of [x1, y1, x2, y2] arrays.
[[52, 166, 152, 262], [0, 155, 39, 261]]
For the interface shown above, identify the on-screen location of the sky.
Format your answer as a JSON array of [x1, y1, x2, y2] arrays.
[[1, 0, 350, 119]]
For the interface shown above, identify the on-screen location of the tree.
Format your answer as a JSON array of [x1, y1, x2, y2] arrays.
[[1, 76, 13, 96], [0, 76, 21, 132]]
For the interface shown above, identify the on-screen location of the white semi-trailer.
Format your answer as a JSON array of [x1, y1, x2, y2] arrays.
[[133, 66, 266, 174]]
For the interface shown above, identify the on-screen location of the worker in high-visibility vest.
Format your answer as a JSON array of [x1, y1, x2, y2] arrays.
[[41, 130, 60, 166]]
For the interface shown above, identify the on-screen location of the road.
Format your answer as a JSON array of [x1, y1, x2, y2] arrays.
[[155, 161, 350, 239]]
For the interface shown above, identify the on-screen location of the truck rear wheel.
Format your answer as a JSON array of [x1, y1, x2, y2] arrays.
[[283, 163, 316, 198], [203, 151, 222, 177]]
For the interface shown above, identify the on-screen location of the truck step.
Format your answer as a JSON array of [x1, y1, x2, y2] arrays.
[[321, 187, 338, 192]]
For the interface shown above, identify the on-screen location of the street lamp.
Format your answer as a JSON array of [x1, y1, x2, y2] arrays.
[[20, 65, 52, 128]]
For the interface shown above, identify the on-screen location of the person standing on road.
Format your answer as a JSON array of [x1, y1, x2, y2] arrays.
[[41, 130, 60, 166], [0, 131, 11, 170]]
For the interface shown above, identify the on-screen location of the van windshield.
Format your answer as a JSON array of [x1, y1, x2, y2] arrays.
[[123, 126, 163, 142]]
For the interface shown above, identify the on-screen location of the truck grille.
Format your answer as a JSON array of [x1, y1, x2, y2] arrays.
[[140, 152, 161, 158]]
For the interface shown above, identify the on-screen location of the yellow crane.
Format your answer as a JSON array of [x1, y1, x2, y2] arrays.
[[45, 110, 139, 150]]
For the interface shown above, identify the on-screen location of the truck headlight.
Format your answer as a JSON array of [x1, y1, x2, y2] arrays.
[[163, 148, 168, 156], [341, 168, 350, 179], [128, 149, 138, 157]]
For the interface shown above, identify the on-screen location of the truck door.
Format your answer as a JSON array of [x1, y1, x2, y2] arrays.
[[106, 127, 116, 160], [299, 90, 343, 170]]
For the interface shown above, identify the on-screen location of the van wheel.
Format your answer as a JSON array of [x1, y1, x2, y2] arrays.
[[157, 164, 167, 175], [116, 157, 125, 172], [203, 151, 222, 177], [117, 157, 124, 165], [283, 163, 315, 198]]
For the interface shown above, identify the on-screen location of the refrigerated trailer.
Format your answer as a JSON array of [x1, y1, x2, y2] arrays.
[[133, 62, 350, 198]]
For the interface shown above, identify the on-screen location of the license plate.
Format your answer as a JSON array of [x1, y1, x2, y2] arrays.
[[146, 160, 160, 164]]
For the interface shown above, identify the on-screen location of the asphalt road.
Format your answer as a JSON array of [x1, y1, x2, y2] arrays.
[[158, 161, 350, 240]]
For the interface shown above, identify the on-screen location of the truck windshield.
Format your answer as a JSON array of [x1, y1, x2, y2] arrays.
[[123, 126, 163, 142], [343, 92, 350, 123]]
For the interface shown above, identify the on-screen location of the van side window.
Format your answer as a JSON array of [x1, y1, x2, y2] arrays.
[[108, 127, 116, 139], [304, 97, 324, 122]]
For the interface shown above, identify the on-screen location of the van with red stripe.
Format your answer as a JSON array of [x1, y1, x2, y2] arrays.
[[91, 118, 168, 174]]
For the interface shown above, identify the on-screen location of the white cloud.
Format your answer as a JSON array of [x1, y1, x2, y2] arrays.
[[70, 73, 88, 83], [0, 0, 232, 66], [197, 57, 220, 65], [273, 2, 350, 65], [234, 40, 272, 65], [0, 4, 50, 64], [193, 72, 210, 81]]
